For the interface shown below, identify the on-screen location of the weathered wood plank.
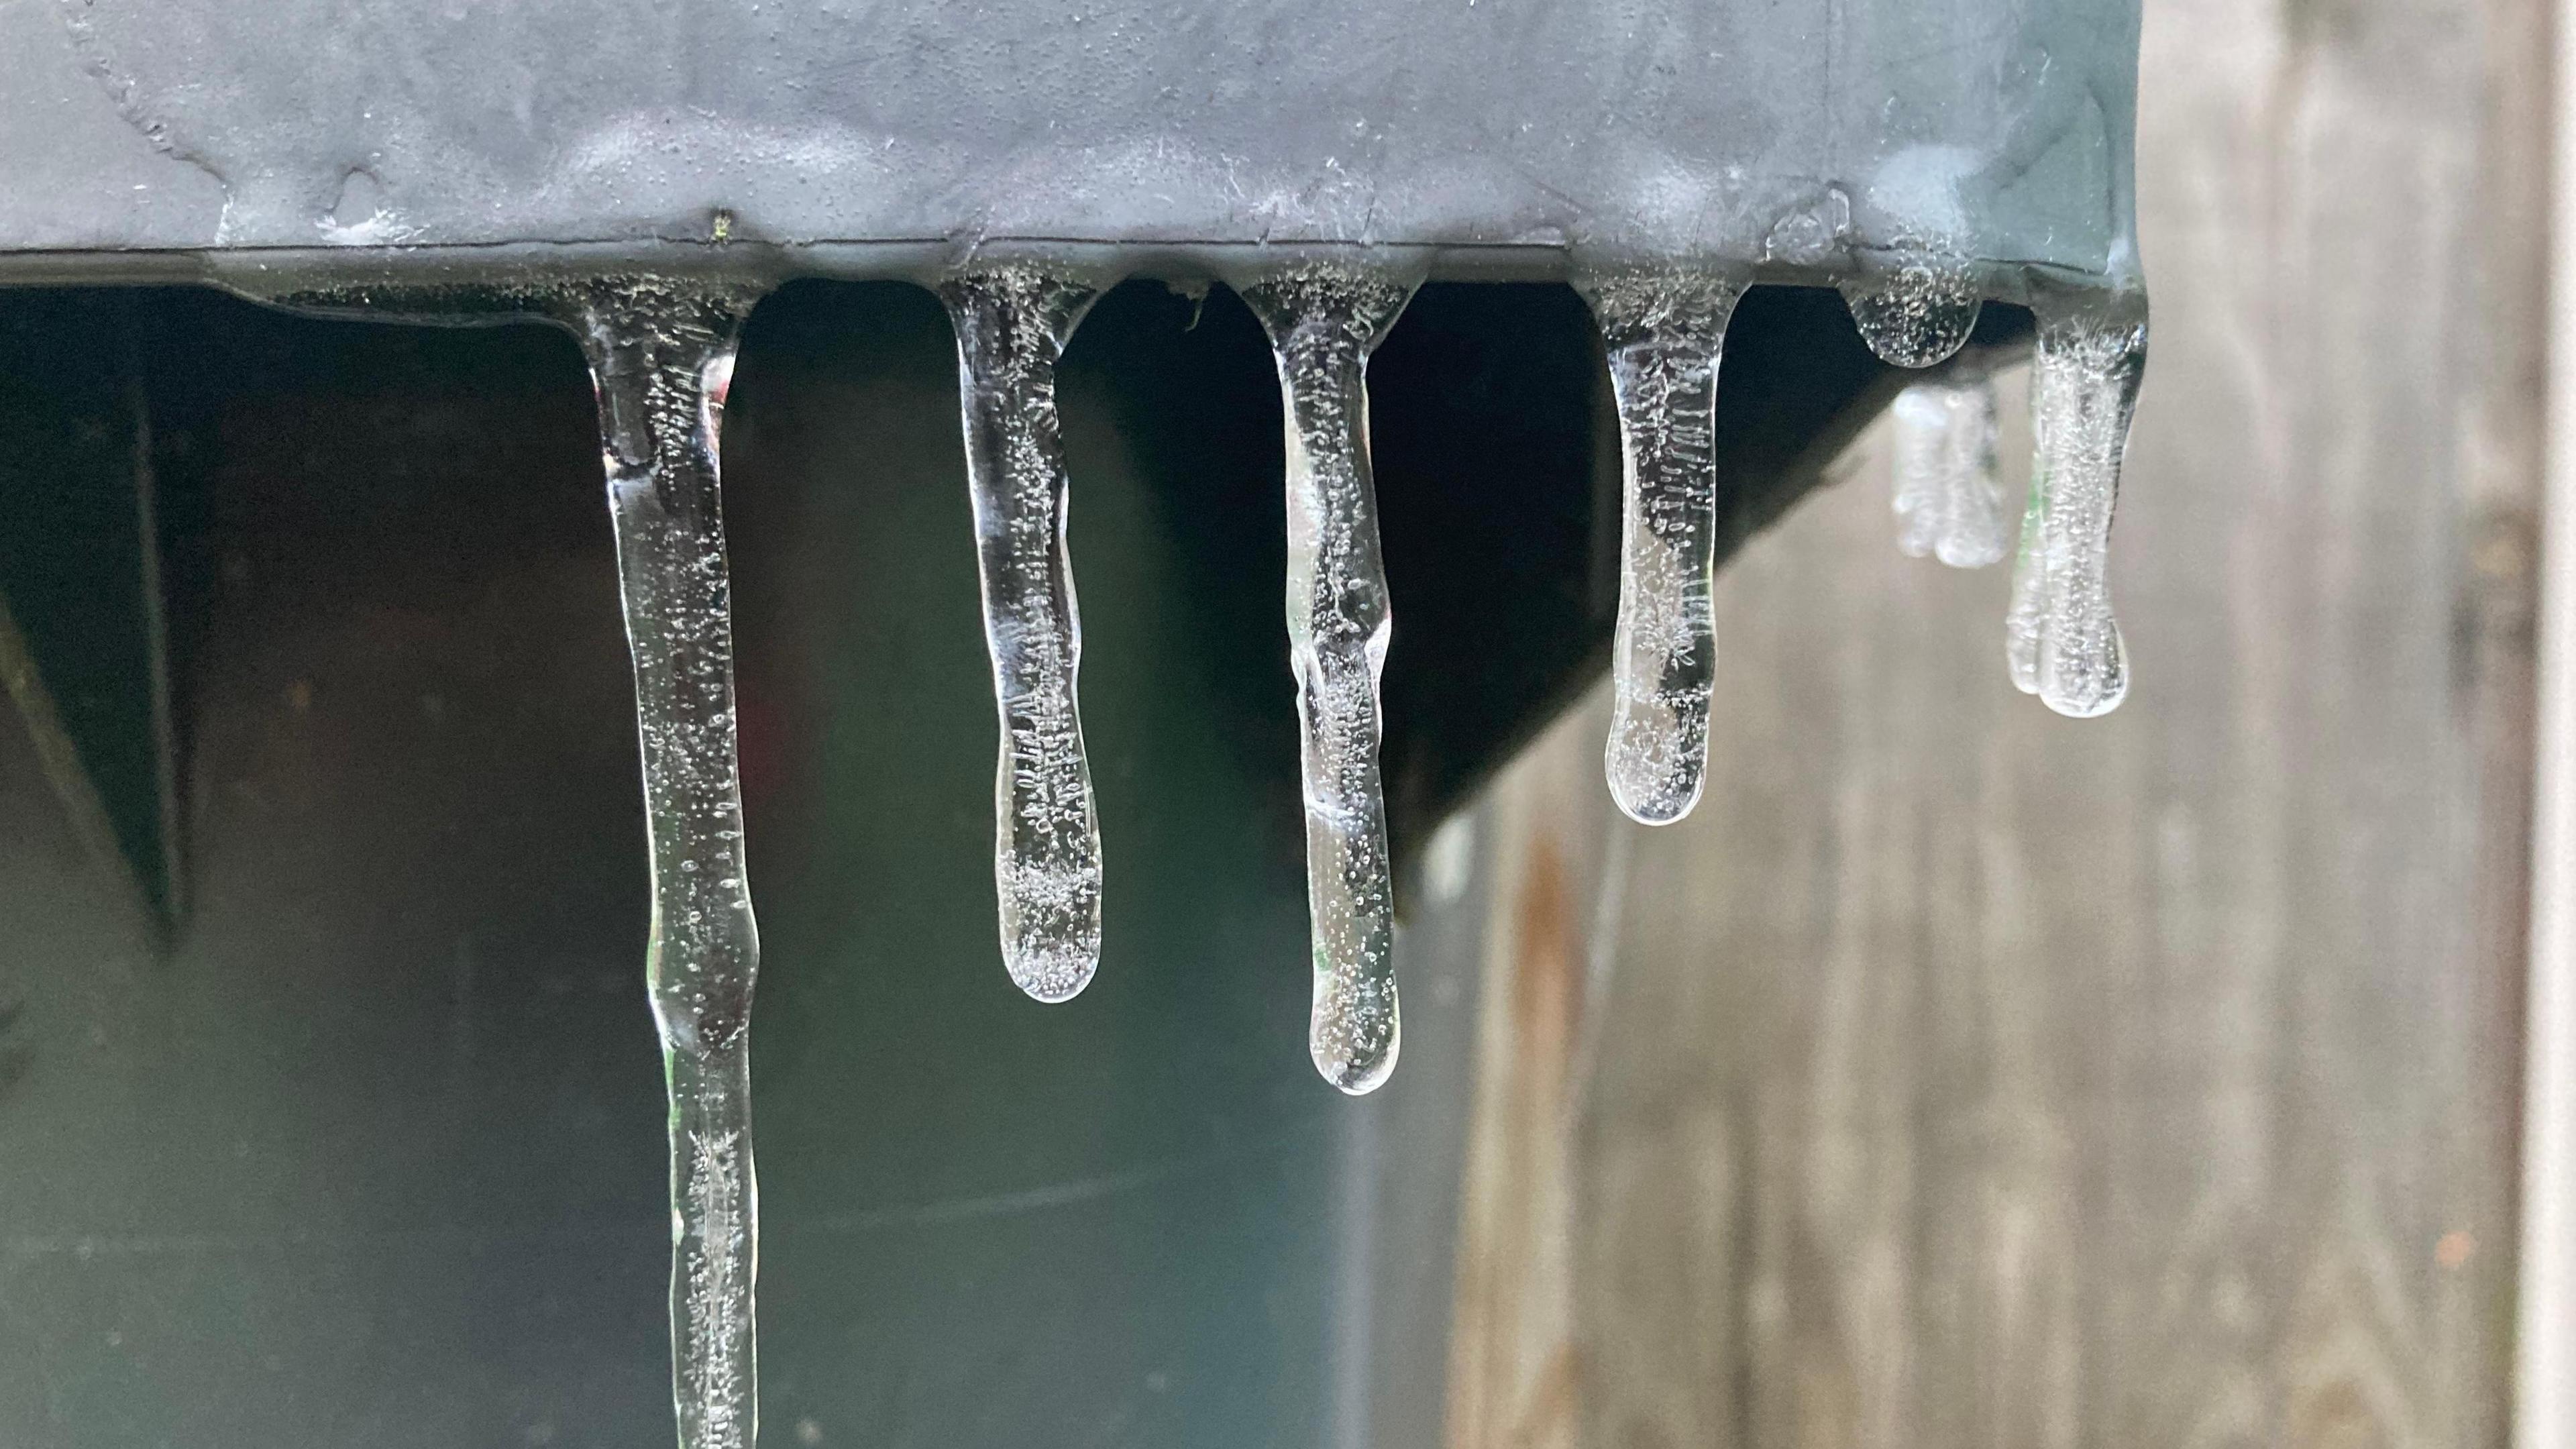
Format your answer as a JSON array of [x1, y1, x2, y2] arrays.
[[1442, 0, 2541, 1438]]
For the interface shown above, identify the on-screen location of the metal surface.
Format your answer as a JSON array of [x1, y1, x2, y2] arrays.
[[3, 0, 2139, 290]]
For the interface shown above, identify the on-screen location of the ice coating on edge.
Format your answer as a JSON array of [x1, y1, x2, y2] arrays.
[[940, 268, 1106, 1004], [565, 278, 762, 1449], [1839, 250, 1982, 369], [1241, 265, 1415, 1095], [2004, 290, 2147, 717], [1891, 370, 2009, 569], [1580, 269, 1743, 826]]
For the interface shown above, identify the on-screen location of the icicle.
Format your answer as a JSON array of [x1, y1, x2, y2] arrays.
[[939, 268, 1106, 1004], [563, 278, 763, 1449], [1839, 250, 1982, 369], [2004, 288, 2147, 718], [2004, 470, 2047, 694], [1579, 269, 1743, 826], [1240, 265, 1415, 1095], [1890, 368, 2008, 569]]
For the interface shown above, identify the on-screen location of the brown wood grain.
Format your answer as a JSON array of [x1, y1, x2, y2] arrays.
[[1440, 0, 2544, 1440]]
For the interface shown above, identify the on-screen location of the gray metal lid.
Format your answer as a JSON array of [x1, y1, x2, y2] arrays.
[[5, 0, 2138, 288]]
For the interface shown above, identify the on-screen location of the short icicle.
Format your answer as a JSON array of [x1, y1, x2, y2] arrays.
[[2004, 286, 2147, 717], [940, 268, 1107, 1004], [564, 278, 764, 1449], [1241, 265, 1416, 1095], [1890, 367, 2009, 569], [1580, 269, 1743, 826], [1839, 249, 1983, 369]]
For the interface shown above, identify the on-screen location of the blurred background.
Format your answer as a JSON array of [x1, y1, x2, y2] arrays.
[[0, 0, 2555, 1444]]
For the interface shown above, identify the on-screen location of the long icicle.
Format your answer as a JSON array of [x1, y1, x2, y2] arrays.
[[940, 268, 1106, 1004], [1580, 270, 1743, 826], [1890, 366, 2010, 569], [1242, 265, 1415, 1095], [2006, 287, 2147, 716], [566, 278, 763, 1449]]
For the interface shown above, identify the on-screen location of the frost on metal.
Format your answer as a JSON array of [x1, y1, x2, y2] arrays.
[[19, 0, 2135, 285]]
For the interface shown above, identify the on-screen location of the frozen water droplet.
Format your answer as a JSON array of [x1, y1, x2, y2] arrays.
[[329, 168, 384, 229], [564, 276, 763, 1449], [1762, 188, 1852, 266], [939, 268, 1106, 1004], [1579, 268, 1743, 826], [1240, 264, 1415, 1095], [1840, 253, 1981, 368], [2004, 286, 2147, 718], [1890, 370, 2008, 569]]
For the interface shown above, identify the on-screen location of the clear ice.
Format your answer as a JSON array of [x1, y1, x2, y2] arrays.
[[2004, 290, 2147, 718], [940, 268, 1107, 1004], [1890, 369, 2009, 569], [1241, 265, 1416, 1095], [1580, 270, 1743, 826], [1839, 250, 1982, 369], [564, 278, 763, 1449]]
